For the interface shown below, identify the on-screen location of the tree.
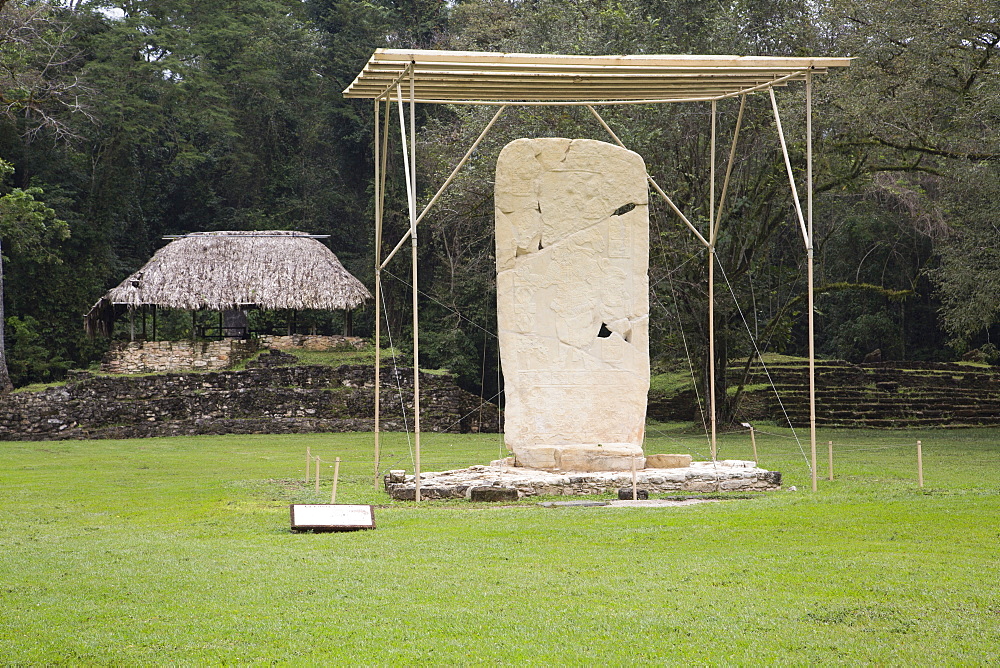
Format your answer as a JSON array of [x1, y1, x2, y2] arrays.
[[0, 1, 87, 389], [930, 166, 1000, 350], [820, 0, 1000, 352], [0, 0, 94, 141], [0, 157, 69, 391]]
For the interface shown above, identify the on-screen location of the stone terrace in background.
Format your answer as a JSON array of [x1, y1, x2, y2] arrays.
[[0, 365, 499, 441], [747, 359, 1000, 428], [647, 358, 1000, 428], [257, 334, 365, 352], [102, 335, 365, 374]]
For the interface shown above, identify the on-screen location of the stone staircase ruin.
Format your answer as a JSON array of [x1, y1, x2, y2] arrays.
[[740, 359, 1000, 428]]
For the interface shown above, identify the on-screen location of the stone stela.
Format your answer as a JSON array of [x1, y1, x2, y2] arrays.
[[496, 138, 650, 472]]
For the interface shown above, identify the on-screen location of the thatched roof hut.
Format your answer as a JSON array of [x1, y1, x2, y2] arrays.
[[85, 231, 372, 337]]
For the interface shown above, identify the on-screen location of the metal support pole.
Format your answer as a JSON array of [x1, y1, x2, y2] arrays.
[[371, 61, 414, 106], [373, 275, 381, 486], [708, 100, 718, 461], [710, 99, 718, 241], [806, 72, 813, 247], [709, 249, 717, 461], [806, 72, 817, 492], [408, 67, 421, 503], [380, 105, 508, 271], [808, 249, 817, 492], [769, 89, 809, 247], [396, 85, 414, 246], [715, 95, 746, 232], [373, 99, 383, 487], [414, 105, 505, 229], [393, 79, 424, 501], [586, 105, 709, 249]]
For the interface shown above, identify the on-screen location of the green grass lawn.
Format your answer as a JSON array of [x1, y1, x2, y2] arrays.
[[2, 426, 998, 664]]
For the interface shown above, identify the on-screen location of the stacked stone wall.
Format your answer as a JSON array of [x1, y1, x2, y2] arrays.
[[102, 340, 260, 374], [257, 334, 365, 351], [0, 365, 500, 441], [102, 335, 366, 375]]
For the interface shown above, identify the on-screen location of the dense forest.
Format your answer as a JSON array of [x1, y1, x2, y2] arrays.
[[1, 0, 998, 420]]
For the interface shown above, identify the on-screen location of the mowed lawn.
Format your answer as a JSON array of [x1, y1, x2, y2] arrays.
[[1, 426, 998, 664]]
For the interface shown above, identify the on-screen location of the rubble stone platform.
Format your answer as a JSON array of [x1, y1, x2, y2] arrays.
[[384, 461, 781, 500]]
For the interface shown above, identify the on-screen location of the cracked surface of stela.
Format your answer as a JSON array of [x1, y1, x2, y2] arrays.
[[496, 138, 650, 472]]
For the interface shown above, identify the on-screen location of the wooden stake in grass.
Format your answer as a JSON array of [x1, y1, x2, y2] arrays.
[[314, 456, 321, 493], [741, 423, 759, 465], [331, 457, 341, 503], [917, 439, 923, 488], [828, 440, 834, 481], [631, 456, 638, 501], [305, 446, 311, 483]]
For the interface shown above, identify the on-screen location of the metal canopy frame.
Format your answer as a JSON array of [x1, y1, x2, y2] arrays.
[[345, 49, 851, 498]]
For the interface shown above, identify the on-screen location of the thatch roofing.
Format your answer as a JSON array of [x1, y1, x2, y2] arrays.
[[84, 231, 372, 337]]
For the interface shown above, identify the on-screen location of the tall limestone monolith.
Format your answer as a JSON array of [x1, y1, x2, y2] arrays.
[[496, 138, 649, 472]]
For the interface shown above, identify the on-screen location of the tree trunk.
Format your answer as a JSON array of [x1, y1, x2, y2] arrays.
[[711, 322, 733, 425], [0, 239, 12, 393]]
